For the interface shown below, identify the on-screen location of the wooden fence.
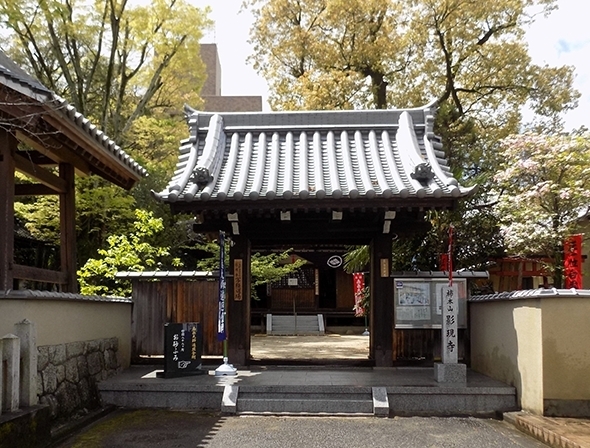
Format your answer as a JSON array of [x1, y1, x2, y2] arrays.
[[131, 278, 222, 359]]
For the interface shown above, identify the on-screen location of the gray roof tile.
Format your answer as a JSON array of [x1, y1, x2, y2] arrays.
[[0, 51, 146, 180], [154, 104, 475, 205]]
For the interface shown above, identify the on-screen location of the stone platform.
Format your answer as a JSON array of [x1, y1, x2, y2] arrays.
[[98, 365, 517, 418]]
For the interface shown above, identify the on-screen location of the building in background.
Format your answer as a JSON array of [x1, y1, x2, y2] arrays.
[[200, 44, 262, 112]]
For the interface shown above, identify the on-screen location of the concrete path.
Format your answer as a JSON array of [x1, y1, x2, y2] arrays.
[[55, 409, 548, 448]]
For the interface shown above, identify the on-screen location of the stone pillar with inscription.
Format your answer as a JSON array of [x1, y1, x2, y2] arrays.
[[434, 283, 466, 383]]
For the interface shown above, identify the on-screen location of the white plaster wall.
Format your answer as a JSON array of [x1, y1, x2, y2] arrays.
[[542, 297, 590, 400], [470, 299, 544, 414], [0, 299, 132, 368]]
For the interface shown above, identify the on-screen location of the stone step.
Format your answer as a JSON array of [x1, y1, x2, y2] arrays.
[[235, 387, 375, 415], [237, 398, 374, 415], [267, 314, 325, 336]]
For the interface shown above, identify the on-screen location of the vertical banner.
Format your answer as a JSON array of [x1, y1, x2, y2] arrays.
[[439, 253, 449, 271], [353, 273, 365, 317], [564, 234, 583, 289], [217, 231, 226, 341], [440, 284, 459, 364], [447, 225, 454, 286]]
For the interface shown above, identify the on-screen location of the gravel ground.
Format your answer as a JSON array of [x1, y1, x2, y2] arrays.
[[250, 334, 370, 360]]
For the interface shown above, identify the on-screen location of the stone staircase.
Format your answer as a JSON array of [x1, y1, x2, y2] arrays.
[[98, 366, 518, 418], [266, 314, 325, 335], [223, 385, 388, 416]]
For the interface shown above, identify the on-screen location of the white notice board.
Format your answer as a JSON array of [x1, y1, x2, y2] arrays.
[[394, 279, 467, 329]]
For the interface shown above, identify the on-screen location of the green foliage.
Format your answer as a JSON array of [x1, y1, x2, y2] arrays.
[[353, 286, 370, 317], [78, 210, 182, 296], [248, 0, 577, 276], [343, 246, 370, 274], [494, 131, 590, 286], [0, 0, 211, 142], [195, 240, 307, 300], [2, 0, 212, 277]]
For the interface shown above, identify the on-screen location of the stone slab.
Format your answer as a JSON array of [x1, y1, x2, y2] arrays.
[[372, 387, 389, 417], [221, 385, 238, 414], [434, 362, 466, 384]]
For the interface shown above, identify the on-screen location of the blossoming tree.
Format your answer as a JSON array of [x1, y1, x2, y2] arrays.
[[494, 132, 590, 287]]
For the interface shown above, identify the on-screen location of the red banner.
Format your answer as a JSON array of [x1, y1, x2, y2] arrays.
[[564, 234, 583, 289], [439, 253, 449, 271], [353, 273, 365, 317]]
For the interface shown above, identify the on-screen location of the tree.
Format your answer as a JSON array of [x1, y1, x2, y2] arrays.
[[245, 0, 579, 274], [1, 0, 212, 265], [493, 132, 590, 287], [195, 240, 307, 300], [246, 0, 577, 123], [78, 209, 182, 296], [0, 0, 211, 142]]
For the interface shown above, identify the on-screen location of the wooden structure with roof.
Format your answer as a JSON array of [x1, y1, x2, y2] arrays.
[[0, 52, 146, 293], [153, 103, 476, 366]]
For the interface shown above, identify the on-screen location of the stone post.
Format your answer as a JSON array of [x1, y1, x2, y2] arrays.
[[2, 334, 20, 411], [434, 284, 466, 383], [14, 319, 38, 407]]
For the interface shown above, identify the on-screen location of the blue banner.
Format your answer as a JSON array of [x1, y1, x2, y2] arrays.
[[217, 231, 226, 341]]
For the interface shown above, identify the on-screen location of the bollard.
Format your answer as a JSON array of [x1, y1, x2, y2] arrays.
[[2, 334, 20, 412], [14, 319, 38, 407]]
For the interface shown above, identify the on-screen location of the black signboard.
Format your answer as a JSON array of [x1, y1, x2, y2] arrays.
[[161, 322, 204, 378]]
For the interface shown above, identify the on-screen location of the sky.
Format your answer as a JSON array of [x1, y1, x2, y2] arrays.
[[191, 0, 589, 131]]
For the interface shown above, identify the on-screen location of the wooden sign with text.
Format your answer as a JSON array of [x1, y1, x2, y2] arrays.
[[234, 259, 243, 301]]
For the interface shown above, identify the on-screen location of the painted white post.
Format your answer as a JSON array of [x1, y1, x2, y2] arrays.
[[2, 334, 20, 411], [14, 319, 38, 407]]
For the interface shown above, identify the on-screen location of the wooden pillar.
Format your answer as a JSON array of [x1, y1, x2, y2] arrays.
[[370, 233, 393, 367], [59, 163, 77, 293], [227, 235, 251, 366], [0, 129, 16, 290]]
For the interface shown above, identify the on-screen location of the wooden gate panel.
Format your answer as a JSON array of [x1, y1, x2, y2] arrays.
[[132, 279, 222, 358], [392, 329, 466, 362], [270, 288, 315, 310]]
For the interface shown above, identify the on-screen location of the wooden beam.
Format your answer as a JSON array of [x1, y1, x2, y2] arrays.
[[12, 264, 68, 285], [13, 152, 67, 193], [0, 128, 17, 290], [41, 110, 142, 184], [16, 130, 91, 174], [15, 183, 57, 196], [370, 233, 394, 367], [228, 235, 251, 366], [60, 162, 78, 293]]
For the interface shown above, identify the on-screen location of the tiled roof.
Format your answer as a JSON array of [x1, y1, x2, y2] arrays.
[[469, 288, 590, 302], [0, 51, 147, 180], [0, 289, 131, 303], [153, 103, 475, 206], [115, 270, 216, 279]]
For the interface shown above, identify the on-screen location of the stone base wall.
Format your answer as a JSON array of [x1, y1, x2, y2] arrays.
[[37, 337, 121, 421]]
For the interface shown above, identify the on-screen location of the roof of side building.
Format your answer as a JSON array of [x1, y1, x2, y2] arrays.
[[0, 51, 147, 188]]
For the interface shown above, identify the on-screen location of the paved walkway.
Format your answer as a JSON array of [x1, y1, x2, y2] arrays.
[[250, 334, 370, 360], [55, 410, 548, 448], [247, 335, 590, 448], [109, 335, 590, 448]]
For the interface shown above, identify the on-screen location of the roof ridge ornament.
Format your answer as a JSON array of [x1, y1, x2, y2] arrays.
[[411, 162, 435, 184], [191, 166, 213, 188]]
